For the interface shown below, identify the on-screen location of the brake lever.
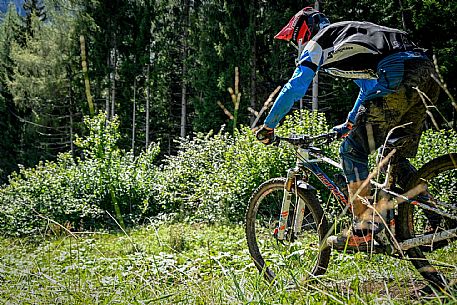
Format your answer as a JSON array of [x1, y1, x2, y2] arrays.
[[328, 131, 338, 142], [320, 132, 338, 145]]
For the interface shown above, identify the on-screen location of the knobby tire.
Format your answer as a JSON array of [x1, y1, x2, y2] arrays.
[[245, 178, 331, 284], [398, 153, 457, 289]]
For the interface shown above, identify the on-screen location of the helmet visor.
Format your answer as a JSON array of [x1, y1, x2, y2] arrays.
[[274, 14, 297, 41], [274, 8, 313, 42]]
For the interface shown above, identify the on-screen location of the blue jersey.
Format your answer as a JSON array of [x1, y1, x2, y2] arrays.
[[264, 21, 428, 128]]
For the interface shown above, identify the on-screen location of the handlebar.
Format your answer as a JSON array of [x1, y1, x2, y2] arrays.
[[274, 131, 338, 147]]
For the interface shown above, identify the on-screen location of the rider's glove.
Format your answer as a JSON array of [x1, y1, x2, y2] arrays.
[[332, 121, 353, 139], [256, 125, 275, 145]]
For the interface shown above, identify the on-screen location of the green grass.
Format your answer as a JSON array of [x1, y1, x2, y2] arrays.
[[0, 223, 456, 304]]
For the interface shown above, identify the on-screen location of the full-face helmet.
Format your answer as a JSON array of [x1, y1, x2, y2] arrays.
[[275, 7, 330, 44]]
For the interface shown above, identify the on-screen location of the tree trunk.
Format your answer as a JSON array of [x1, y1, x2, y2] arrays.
[[79, 35, 94, 116], [67, 65, 74, 157], [69, 77, 74, 156], [145, 63, 150, 149], [180, 61, 187, 138], [396, 0, 410, 32], [249, 0, 257, 126], [106, 53, 110, 119], [110, 42, 117, 119], [132, 76, 136, 151], [180, 0, 190, 138]]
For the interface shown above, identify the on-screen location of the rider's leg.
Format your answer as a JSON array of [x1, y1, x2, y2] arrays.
[[339, 141, 369, 215], [329, 58, 440, 249], [339, 138, 384, 233], [328, 123, 394, 251], [342, 58, 436, 230], [347, 180, 370, 217], [393, 59, 441, 230]]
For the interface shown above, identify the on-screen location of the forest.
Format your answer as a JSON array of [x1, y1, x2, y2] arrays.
[[0, 0, 456, 181], [0, 0, 457, 303]]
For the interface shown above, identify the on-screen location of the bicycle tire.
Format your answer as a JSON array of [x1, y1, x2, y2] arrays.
[[397, 153, 457, 289], [245, 177, 331, 284]]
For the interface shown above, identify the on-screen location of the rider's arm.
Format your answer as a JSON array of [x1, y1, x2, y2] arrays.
[[263, 65, 315, 128], [347, 79, 377, 123], [264, 42, 323, 129], [349, 52, 418, 121]]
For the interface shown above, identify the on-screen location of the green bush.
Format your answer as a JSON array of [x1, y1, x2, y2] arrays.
[[1, 110, 456, 236], [0, 113, 161, 236], [412, 128, 457, 168], [154, 110, 333, 222]]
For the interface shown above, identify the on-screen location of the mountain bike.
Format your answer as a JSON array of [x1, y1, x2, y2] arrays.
[[245, 131, 457, 289]]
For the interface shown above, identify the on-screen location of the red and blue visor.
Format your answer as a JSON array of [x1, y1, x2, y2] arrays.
[[275, 7, 329, 43]]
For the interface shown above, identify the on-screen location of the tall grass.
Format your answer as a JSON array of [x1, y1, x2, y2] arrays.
[[1, 111, 456, 303], [1, 223, 455, 304]]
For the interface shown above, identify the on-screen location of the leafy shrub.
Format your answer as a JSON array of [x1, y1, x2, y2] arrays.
[[0, 113, 161, 236], [412, 128, 457, 168], [157, 128, 292, 222], [1, 110, 456, 236], [154, 110, 333, 222]]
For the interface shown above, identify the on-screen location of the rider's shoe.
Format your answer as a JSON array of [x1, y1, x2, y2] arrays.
[[327, 220, 385, 252], [327, 231, 374, 252]]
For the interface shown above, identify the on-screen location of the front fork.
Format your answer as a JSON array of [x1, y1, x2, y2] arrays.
[[276, 168, 305, 241]]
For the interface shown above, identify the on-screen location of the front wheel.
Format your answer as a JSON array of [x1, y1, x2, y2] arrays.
[[245, 178, 331, 285], [398, 153, 457, 289]]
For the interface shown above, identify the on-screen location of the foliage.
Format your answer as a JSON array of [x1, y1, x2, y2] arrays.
[[1, 109, 456, 236], [0, 6, 26, 181], [0, 111, 326, 234], [412, 128, 457, 168], [1, 0, 457, 181], [155, 110, 331, 222], [0, 0, 84, 181], [0, 112, 161, 236], [0, 2, 456, 300], [8, 15, 69, 109], [156, 127, 290, 222]]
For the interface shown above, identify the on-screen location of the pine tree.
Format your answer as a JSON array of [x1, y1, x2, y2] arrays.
[[23, 0, 46, 36], [7, 1, 82, 162], [0, 4, 24, 181]]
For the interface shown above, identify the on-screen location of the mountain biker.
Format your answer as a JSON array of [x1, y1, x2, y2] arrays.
[[256, 7, 440, 250]]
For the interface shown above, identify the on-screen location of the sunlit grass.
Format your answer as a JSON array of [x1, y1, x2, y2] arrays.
[[0, 222, 456, 304]]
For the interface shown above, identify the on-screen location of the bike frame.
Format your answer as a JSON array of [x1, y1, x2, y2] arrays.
[[277, 143, 457, 253]]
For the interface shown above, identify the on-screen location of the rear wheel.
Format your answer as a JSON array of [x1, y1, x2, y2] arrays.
[[245, 178, 331, 285], [398, 153, 457, 289]]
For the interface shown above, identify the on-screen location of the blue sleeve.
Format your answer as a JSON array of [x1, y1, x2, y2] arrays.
[[349, 52, 413, 120], [347, 79, 377, 123], [264, 65, 315, 128]]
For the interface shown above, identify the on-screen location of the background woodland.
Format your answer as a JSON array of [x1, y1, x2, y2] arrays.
[[0, 0, 455, 183]]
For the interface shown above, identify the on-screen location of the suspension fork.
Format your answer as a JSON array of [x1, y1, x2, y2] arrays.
[[276, 167, 302, 241]]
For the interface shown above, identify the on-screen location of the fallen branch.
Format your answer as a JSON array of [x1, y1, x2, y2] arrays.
[[250, 86, 281, 128]]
